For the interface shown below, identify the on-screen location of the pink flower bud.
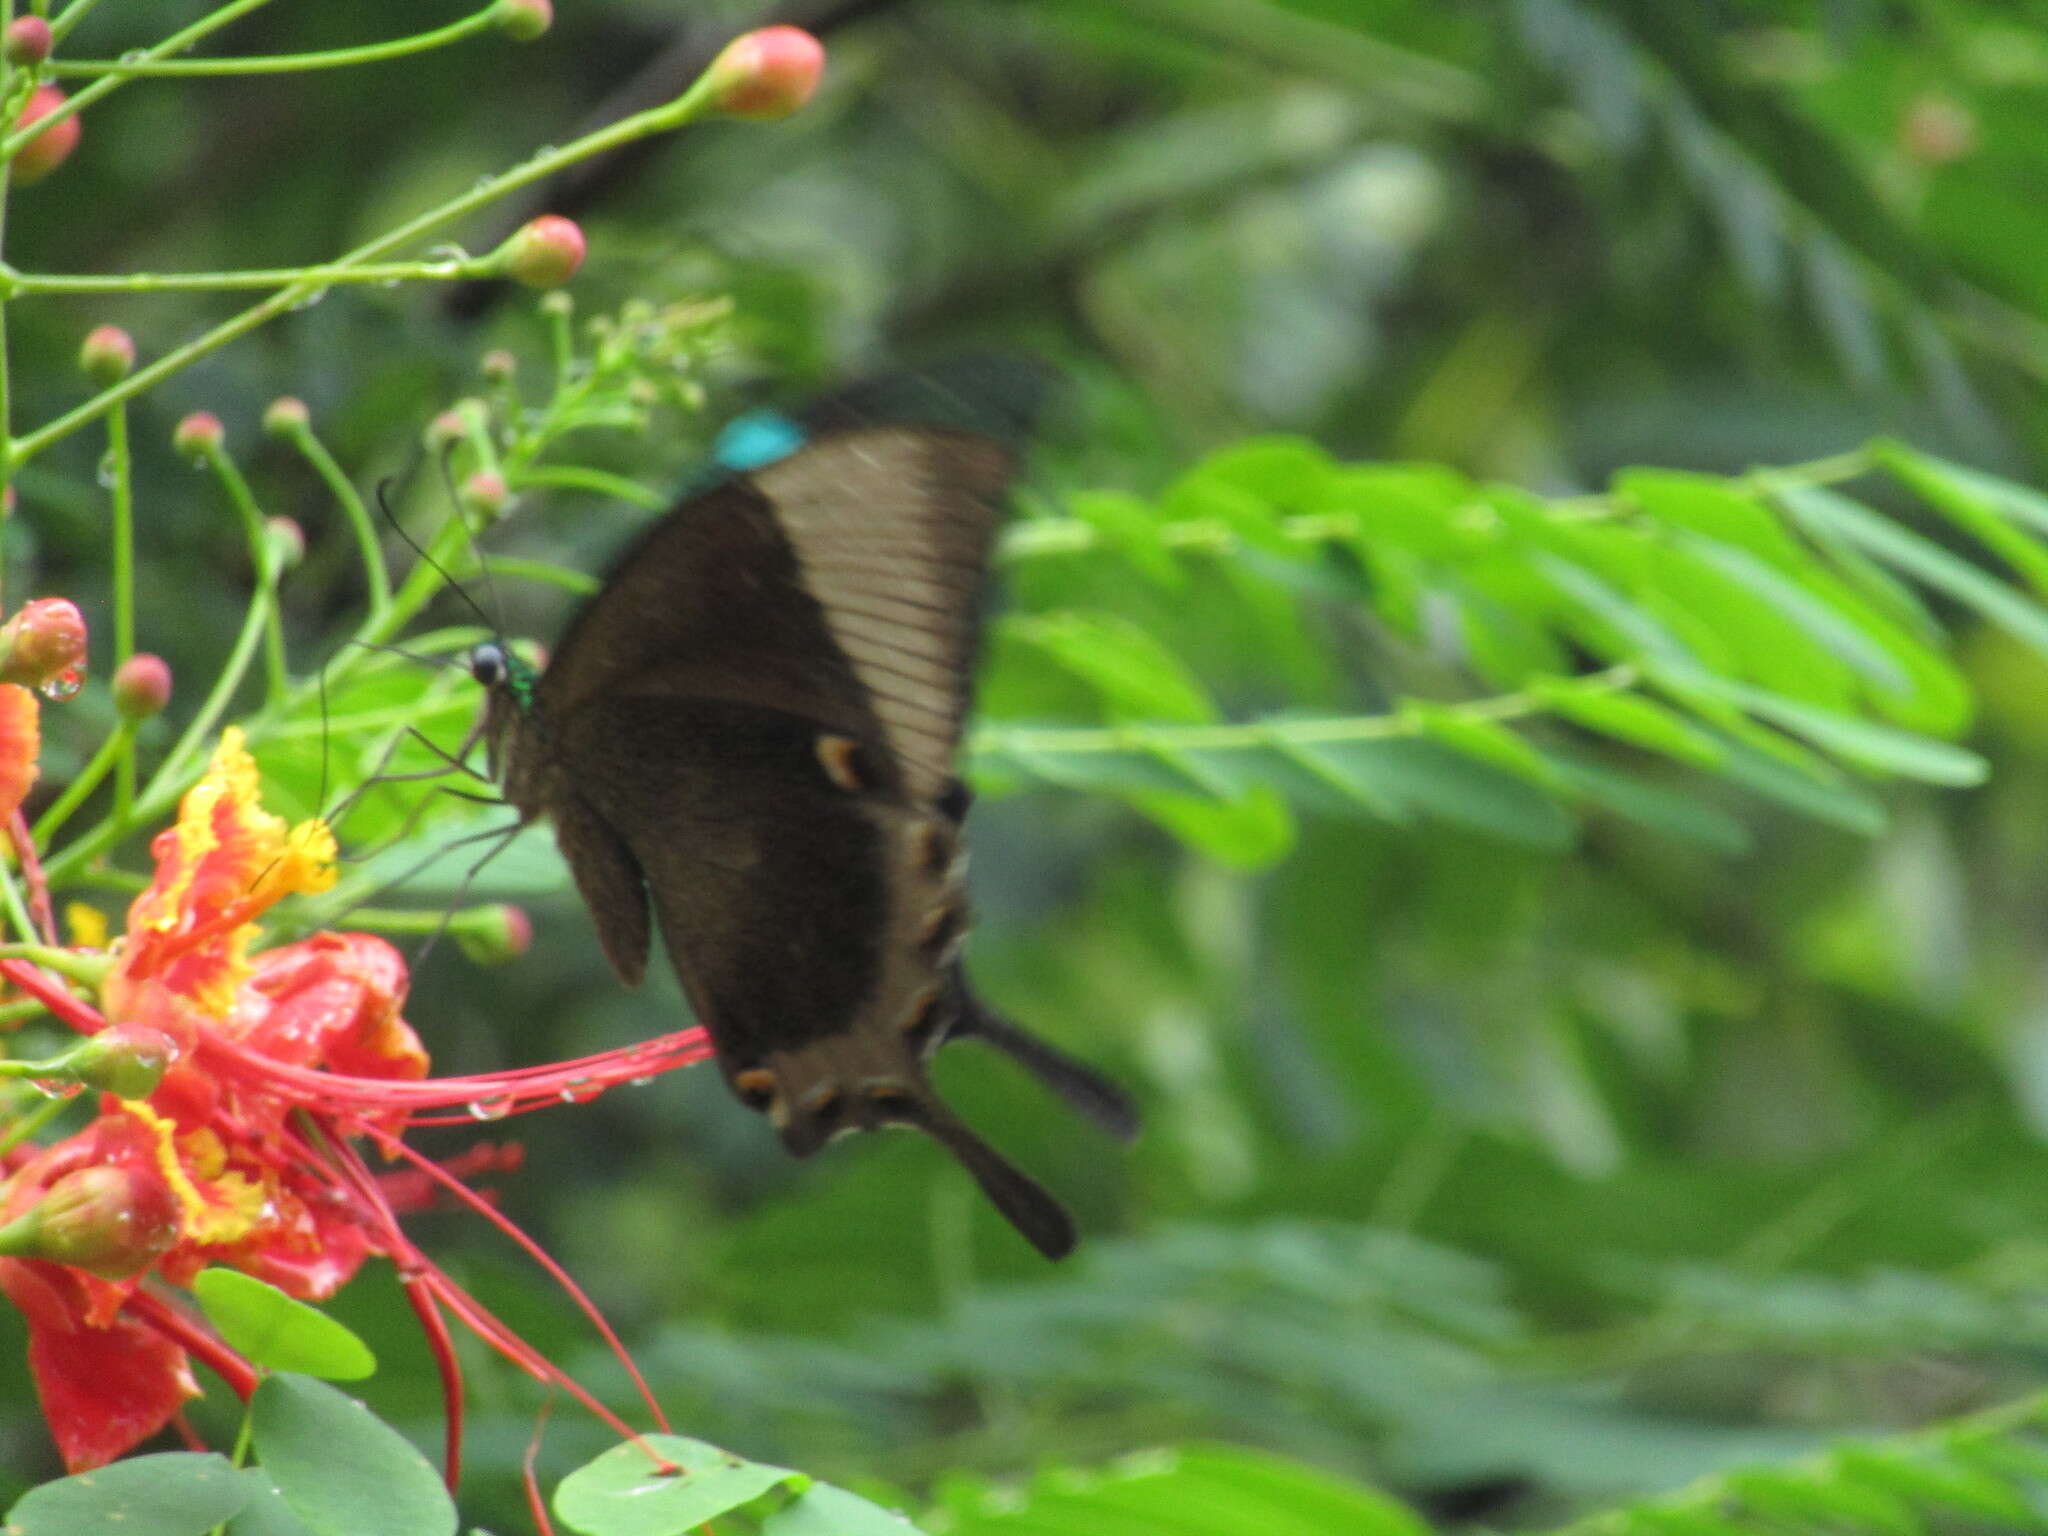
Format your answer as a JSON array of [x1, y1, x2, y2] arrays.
[[457, 903, 533, 966], [262, 395, 310, 437], [112, 653, 171, 720], [1900, 92, 1976, 167], [494, 0, 552, 41], [266, 517, 305, 570], [0, 598, 85, 689], [480, 348, 516, 383], [460, 470, 508, 519], [78, 324, 134, 384], [4, 17, 51, 68], [12, 85, 78, 186], [172, 411, 223, 460], [423, 406, 473, 453], [502, 215, 585, 288], [0, 1164, 181, 1280], [706, 27, 824, 121]]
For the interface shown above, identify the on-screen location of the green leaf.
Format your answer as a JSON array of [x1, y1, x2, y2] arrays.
[[1536, 554, 1698, 666], [1875, 438, 2048, 597], [1532, 678, 1725, 767], [1708, 737, 1888, 836], [1069, 490, 1181, 586], [1301, 738, 1577, 849], [250, 1374, 455, 1536], [1675, 534, 1910, 692], [4, 1453, 252, 1536], [195, 1268, 376, 1381], [1399, 699, 1563, 787], [1184, 434, 1337, 510], [758, 1481, 924, 1534], [934, 1444, 1430, 1536], [1619, 468, 1807, 565], [1543, 754, 1753, 854], [1660, 670, 1986, 786], [1777, 483, 2048, 661], [1829, 1447, 2038, 1525], [1128, 783, 1297, 868], [1728, 1467, 1922, 1536], [1006, 612, 1218, 723], [225, 1471, 318, 1536], [555, 1434, 802, 1536]]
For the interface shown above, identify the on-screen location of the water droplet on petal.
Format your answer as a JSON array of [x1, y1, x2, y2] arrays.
[[39, 668, 82, 702], [464, 1096, 512, 1122], [29, 1077, 82, 1100]]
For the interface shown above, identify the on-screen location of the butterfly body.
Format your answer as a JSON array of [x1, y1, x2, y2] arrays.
[[471, 389, 1134, 1259]]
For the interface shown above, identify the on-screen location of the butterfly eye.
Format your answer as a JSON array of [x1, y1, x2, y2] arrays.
[[469, 642, 507, 688]]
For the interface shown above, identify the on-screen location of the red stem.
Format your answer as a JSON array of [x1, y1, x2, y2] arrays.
[[399, 1271, 465, 1492], [0, 957, 105, 1033]]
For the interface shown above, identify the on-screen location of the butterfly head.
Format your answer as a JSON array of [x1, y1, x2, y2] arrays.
[[467, 640, 542, 786]]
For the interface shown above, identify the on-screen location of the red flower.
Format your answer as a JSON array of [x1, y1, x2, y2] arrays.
[[0, 728, 712, 1475]]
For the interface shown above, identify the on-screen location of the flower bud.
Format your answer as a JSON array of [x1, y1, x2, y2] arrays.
[[266, 517, 305, 570], [0, 1164, 180, 1280], [494, 0, 551, 41], [4, 17, 51, 69], [68, 1022, 176, 1099], [262, 395, 310, 438], [457, 903, 533, 966], [460, 470, 508, 519], [12, 85, 78, 186], [172, 411, 223, 461], [502, 215, 585, 288], [705, 27, 824, 121], [112, 653, 171, 720], [1900, 92, 1976, 167], [78, 324, 134, 384], [423, 405, 475, 453], [0, 597, 85, 689], [538, 290, 573, 319], [480, 348, 516, 384]]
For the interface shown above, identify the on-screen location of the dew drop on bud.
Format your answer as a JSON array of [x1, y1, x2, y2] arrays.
[[29, 1078, 83, 1101], [39, 667, 82, 702]]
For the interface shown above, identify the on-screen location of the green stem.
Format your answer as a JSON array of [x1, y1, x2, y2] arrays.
[[0, 1093, 68, 1157], [0, 852, 33, 945], [9, 61, 727, 467], [2, 253, 498, 295], [513, 463, 665, 508], [47, 6, 500, 75], [972, 665, 1641, 757], [31, 719, 129, 846], [48, 0, 121, 46], [202, 444, 288, 706], [283, 422, 390, 614], [6, 0, 279, 163]]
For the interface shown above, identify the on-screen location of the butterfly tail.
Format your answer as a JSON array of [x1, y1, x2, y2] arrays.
[[912, 1096, 1078, 1262], [952, 995, 1141, 1143]]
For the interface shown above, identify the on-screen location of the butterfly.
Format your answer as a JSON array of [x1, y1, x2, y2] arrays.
[[465, 362, 1137, 1259]]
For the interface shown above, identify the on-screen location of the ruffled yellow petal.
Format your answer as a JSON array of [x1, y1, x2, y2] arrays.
[[128, 1103, 263, 1246]]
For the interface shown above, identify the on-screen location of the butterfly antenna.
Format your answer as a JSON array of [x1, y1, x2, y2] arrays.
[[431, 446, 509, 639], [375, 477, 500, 637], [410, 818, 526, 973]]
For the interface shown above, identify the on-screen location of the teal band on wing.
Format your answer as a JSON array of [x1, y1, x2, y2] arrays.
[[714, 411, 807, 472]]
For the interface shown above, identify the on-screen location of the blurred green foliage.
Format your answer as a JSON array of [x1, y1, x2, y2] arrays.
[[23, 2, 2048, 1533]]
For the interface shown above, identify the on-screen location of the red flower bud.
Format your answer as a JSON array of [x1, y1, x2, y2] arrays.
[[4, 17, 51, 68], [457, 903, 533, 966], [12, 85, 78, 186], [0, 1164, 181, 1280], [0, 598, 86, 690], [423, 406, 473, 453], [112, 653, 171, 720], [78, 325, 134, 385], [480, 348, 516, 384], [172, 411, 223, 460], [262, 396, 310, 438], [494, 0, 552, 41], [501, 215, 585, 288], [460, 470, 508, 519], [705, 27, 824, 121]]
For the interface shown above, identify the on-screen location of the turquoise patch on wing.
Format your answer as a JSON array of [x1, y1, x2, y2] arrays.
[[714, 411, 806, 471]]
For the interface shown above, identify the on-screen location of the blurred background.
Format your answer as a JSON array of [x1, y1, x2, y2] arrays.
[[11, 1, 2048, 1529]]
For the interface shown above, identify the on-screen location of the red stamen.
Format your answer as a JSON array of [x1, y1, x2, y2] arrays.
[[0, 958, 104, 1034], [123, 1285, 258, 1400], [399, 1272, 464, 1491]]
